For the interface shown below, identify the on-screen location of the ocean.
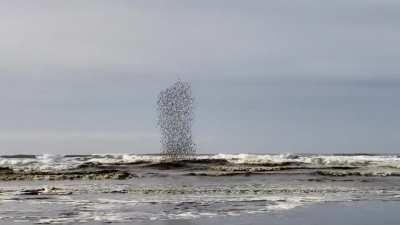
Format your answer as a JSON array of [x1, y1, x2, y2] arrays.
[[0, 153, 399, 224]]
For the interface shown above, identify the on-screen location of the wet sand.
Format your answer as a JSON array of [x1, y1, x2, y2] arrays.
[[130, 201, 400, 225]]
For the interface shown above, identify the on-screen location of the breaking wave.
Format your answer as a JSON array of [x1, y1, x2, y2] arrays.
[[1, 153, 400, 178], [1, 154, 400, 224]]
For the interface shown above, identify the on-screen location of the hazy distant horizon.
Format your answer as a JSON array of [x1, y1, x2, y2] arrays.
[[1, 1, 400, 154]]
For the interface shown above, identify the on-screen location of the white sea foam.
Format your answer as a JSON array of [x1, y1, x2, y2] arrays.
[[1, 153, 399, 173], [265, 202, 302, 211], [87, 154, 163, 164], [213, 153, 400, 168], [0, 154, 79, 172]]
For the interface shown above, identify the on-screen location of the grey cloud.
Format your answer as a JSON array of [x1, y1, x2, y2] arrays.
[[1, 0, 399, 79], [0, 0, 399, 154]]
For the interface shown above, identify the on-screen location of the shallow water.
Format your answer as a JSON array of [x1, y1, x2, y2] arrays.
[[0, 154, 400, 224], [0, 175, 400, 224]]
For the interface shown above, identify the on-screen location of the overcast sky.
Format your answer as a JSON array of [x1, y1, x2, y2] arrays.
[[1, 0, 400, 154]]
